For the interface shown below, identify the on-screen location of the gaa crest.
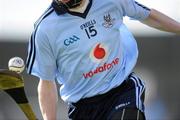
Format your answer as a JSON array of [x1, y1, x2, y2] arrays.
[[102, 13, 115, 28]]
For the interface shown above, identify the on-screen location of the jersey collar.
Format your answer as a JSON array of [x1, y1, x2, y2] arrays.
[[52, 0, 92, 18]]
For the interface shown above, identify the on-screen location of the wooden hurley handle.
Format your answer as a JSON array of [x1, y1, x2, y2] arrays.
[[19, 103, 38, 120]]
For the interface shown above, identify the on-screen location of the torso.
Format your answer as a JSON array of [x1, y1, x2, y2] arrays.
[[39, 0, 138, 102]]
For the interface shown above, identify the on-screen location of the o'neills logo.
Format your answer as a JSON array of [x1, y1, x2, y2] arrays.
[[83, 58, 119, 79]]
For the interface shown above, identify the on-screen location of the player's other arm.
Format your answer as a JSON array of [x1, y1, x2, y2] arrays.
[[38, 80, 58, 120], [142, 9, 180, 34]]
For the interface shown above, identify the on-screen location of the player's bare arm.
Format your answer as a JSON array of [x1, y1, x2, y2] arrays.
[[38, 80, 58, 120], [142, 9, 180, 34]]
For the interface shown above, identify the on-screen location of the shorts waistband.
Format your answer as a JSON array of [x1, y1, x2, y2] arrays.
[[73, 80, 128, 106]]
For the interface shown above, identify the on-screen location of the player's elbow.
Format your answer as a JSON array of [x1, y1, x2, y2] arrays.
[[37, 80, 55, 95], [38, 80, 46, 94]]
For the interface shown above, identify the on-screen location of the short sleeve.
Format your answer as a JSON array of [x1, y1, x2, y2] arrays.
[[26, 26, 57, 81], [116, 0, 151, 20]]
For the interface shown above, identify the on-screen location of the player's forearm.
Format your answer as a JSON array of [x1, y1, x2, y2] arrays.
[[142, 9, 180, 34], [38, 80, 58, 120]]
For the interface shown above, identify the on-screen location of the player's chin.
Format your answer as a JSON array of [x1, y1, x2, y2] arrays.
[[60, 0, 71, 4]]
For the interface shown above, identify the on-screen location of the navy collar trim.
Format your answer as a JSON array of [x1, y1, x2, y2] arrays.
[[52, 0, 92, 19]]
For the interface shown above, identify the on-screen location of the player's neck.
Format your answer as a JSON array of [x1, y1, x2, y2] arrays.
[[68, 0, 89, 13]]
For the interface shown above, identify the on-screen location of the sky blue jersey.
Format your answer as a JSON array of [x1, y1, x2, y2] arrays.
[[26, 0, 150, 103]]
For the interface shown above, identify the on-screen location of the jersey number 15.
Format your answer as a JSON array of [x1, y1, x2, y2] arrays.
[[84, 26, 97, 39]]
